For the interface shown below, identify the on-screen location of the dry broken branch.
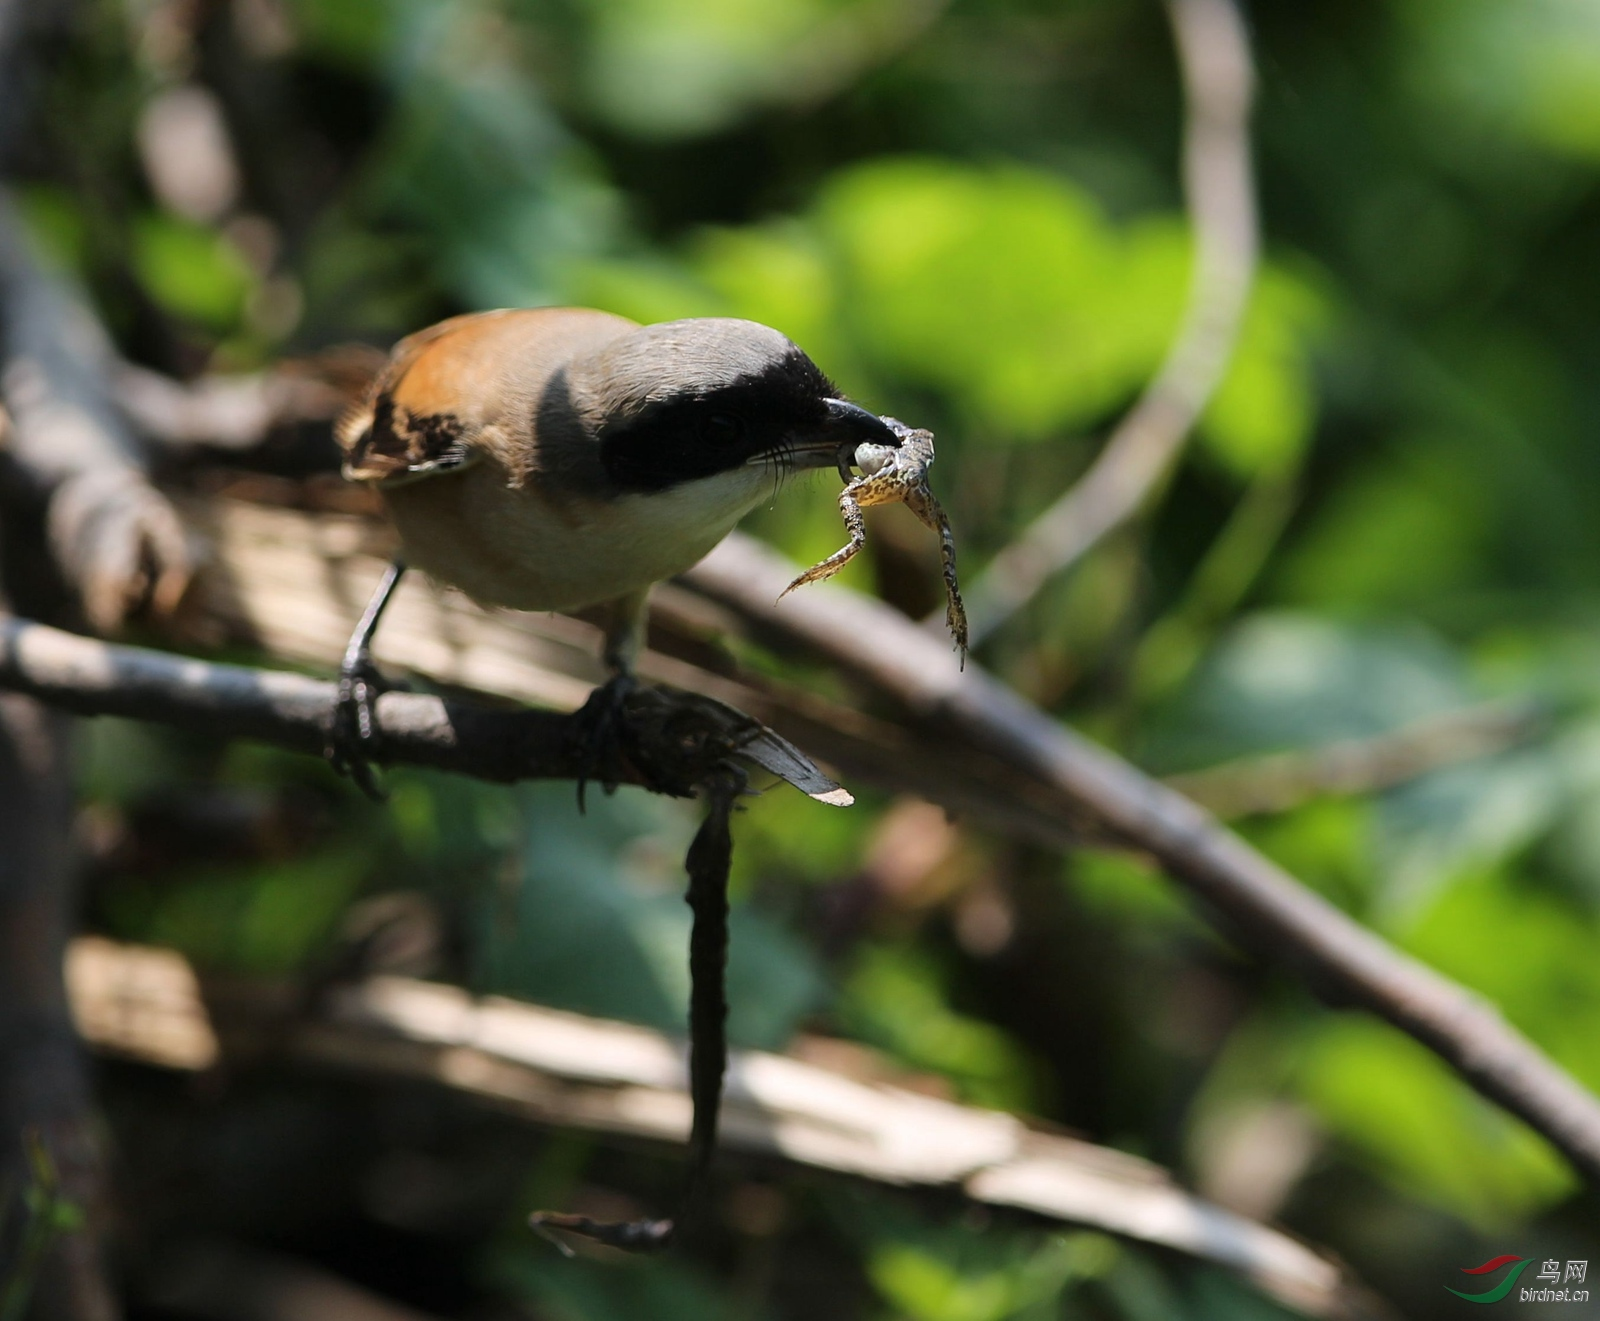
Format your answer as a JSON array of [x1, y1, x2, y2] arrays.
[[65, 936, 1381, 1320], [959, 0, 1259, 643]]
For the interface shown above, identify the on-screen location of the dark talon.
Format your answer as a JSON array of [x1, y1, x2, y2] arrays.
[[327, 654, 388, 800], [571, 670, 639, 811]]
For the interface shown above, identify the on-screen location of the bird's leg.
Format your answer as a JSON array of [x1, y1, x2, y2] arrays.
[[572, 589, 649, 810], [326, 560, 405, 800]]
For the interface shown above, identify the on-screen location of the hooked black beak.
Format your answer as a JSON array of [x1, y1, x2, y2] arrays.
[[763, 397, 900, 479], [824, 398, 901, 481], [822, 397, 900, 445]]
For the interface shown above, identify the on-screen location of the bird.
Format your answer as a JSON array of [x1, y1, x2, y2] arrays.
[[328, 306, 901, 793]]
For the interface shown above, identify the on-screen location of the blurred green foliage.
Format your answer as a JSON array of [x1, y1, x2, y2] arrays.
[[27, 0, 1600, 1315]]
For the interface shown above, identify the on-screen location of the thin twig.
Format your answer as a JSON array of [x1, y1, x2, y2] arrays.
[[686, 531, 1600, 1188], [958, 0, 1258, 644], [1165, 701, 1546, 820]]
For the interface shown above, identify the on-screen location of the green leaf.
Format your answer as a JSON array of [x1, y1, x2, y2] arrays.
[[571, 0, 935, 138], [119, 845, 369, 975], [837, 943, 1036, 1110], [1295, 1015, 1574, 1228], [287, 0, 393, 65], [479, 783, 826, 1049], [1142, 612, 1469, 771], [131, 212, 254, 331], [1402, 0, 1600, 163], [1199, 266, 1332, 479], [870, 1246, 1019, 1321], [1275, 434, 1493, 611], [818, 158, 1173, 438], [867, 1229, 1111, 1321], [1400, 869, 1600, 1094]]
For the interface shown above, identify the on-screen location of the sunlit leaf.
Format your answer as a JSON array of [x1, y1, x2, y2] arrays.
[[571, 0, 940, 137], [1200, 266, 1332, 479], [1402, 0, 1600, 162], [1296, 1015, 1574, 1228], [131, 212, 254, 331]]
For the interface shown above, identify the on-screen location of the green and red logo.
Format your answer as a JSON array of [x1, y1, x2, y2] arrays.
[[1447, 1256, 1531, 1303]]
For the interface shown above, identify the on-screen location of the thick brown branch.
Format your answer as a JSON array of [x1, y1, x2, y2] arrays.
[[111, 348, 383, 452], [686, 532, 1600, 1187], [67, 936, 1379, 1320], [959, 0, 1258, 643], [0, 609, 559, 775]]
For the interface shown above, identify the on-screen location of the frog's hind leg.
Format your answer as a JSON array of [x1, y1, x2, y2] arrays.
[[780, 491, 867, 598], [906, 490, 969, 661]]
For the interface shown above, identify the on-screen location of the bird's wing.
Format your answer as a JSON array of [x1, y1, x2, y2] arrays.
[[336, 312, 499, 486], [338, 308, 640, 488]]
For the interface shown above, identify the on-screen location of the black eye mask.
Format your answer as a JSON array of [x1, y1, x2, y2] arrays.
[[599, 357, 835, 492]]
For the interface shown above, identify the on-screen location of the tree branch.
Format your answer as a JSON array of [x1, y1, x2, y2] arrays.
[[685, 532, 1600, 1188], [959, 0, 1258, 644], [10, 494, 1600, 1202], [1165, 700, 1545, 820], [0, 696, 117, 1321], [66, 936, 1381, 1321], [0, 189, 191, 632], [110, 347, 384, 452], [0, 611, 846, 803]]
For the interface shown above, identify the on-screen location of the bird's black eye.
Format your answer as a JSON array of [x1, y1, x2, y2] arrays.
[[699, 412, 746, 447]]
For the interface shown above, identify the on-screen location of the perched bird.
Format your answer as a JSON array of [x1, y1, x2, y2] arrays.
[[329, 306, 900, 789], [331, 307, 903, 1251]]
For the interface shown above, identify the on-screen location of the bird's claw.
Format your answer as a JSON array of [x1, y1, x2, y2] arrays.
[[571, 670, 640, 811], [326, 652, 389, 801]]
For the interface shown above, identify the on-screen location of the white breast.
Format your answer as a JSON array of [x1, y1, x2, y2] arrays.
[[383, 464, 775, 613]]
